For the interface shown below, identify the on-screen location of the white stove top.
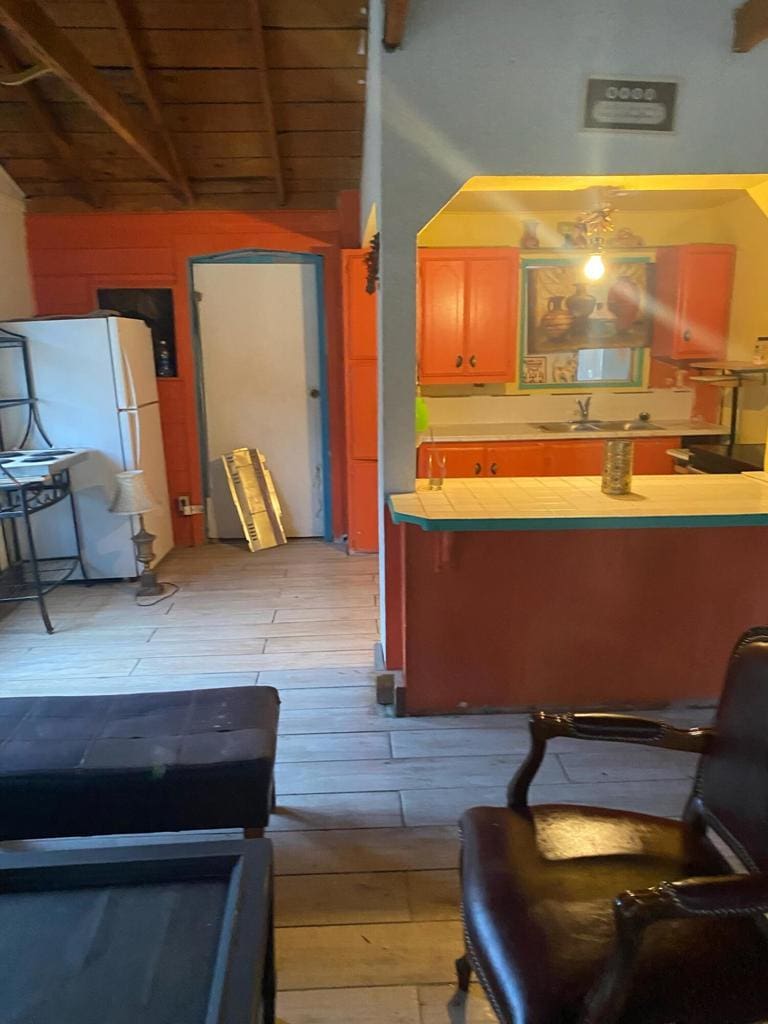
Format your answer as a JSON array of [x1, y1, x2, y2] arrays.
[[0, 448, 90, 483]]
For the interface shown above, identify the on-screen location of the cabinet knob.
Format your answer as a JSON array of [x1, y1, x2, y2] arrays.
[[474, 462, 482, 475], [469, 354, 477, 368], [490, 462, 498, 475], [683, 329, 692, 342], [455, 354, 463, 368]]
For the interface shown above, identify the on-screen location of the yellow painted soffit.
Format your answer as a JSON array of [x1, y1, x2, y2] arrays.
[[463, 174, 768, 193]]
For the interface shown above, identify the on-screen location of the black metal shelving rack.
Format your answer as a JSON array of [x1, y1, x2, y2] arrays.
[[0, 328, 88, 633]]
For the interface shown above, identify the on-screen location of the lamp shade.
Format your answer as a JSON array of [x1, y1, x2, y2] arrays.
[[110, 469, 158, 515]]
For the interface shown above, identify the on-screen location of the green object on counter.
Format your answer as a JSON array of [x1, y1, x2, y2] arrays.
[[415, 396, 429, 433]]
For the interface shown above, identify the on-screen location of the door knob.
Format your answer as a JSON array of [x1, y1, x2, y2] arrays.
[[469, 354, 477, 368], [455, 355, 463, 368], [490, 462, 498, 475], [682, 330, 692, 342], [473, 462, 482, 475], [309, 387, 320, 398]]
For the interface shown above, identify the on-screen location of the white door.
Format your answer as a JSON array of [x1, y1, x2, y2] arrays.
[[193, 261, 324, 539]]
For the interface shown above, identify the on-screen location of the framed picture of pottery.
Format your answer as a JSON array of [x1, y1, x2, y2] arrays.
[[523, 257, 652, 356]]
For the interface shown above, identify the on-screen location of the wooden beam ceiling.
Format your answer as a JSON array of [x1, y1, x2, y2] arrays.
[[383, 0, 409, 50], [0, 31, 102, 206], [246, 0, 286, 205], [105, 0, 193, 203], [0, 1, 367, 212], [0, 0, 184, 189], [733, 0, 768, 51]]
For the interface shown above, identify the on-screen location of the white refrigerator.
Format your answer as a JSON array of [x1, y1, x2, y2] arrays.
[[0, 315, 173, 579]]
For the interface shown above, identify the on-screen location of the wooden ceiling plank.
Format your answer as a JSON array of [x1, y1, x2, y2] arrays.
[[383, 0, 409, 50], [245, 0, 285, 205], [733, 0, 768, 51], [46, 1, 366, 32], [0, 31, 102, 205], [105, 0, 193, 203], [0, 0, 181, 188]]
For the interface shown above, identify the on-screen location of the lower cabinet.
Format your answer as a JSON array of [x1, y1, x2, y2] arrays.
[[418, 437, 680, 478], [348, 460, 378, 552]]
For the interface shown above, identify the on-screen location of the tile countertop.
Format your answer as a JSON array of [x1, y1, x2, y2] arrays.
[[424, 420, 727, 442], [388, 472, 768, 532]]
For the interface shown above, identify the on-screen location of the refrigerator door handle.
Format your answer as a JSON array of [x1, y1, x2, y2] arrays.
[[120, 340, 138, 410], [127, 408, 141, 466]]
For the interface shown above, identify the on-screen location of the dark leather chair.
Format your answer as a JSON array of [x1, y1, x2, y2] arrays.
[[457, 628, 768, 1024]]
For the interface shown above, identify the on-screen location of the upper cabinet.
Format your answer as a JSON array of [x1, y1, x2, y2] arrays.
[[418, 248, 520, 383], [652, 244, 735, 360]]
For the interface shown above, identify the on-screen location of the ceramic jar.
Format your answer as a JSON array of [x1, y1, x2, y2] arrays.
[[540, 296, 573, 339], [566, 283, 597, 320], [607, 275, 641, 332]]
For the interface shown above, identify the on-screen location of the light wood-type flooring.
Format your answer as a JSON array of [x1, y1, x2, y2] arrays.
[[0, 539, 715, 1024]]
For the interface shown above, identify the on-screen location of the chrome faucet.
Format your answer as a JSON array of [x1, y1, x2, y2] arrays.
[[576, 397, 592, 422]]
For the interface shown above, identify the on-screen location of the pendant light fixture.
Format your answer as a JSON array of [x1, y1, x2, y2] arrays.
[[577, 201, 615, 281]]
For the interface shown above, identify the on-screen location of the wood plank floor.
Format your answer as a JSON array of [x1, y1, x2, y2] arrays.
[[0, 539, 715, 1024]]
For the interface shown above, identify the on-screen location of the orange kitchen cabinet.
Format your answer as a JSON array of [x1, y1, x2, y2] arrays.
[[632, 436, 680, 474], [344, 247, 377, 360], [485, 443, 547, 477], [545, 440, 604, 476], [347, 362, 377, 460], [348, 460, 379, 552], [418, 443, 485, 478], [652, 245, 735, 360], [343, 250, 378, 552], [418, 248, 520, 383]]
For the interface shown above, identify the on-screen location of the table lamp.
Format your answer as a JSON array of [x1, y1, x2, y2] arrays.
[[110, 469, 162, 597]]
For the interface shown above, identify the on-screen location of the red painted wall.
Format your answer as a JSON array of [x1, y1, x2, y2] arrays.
[[26, 209, 347, 547]]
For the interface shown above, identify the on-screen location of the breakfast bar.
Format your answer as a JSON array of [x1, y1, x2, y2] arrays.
[[384, 473, 768, 714]]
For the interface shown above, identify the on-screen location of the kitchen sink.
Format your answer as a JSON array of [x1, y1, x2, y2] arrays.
[[597, 421, 662, 432], [534, 420, 662, 433], [535, 421, 603, 432]]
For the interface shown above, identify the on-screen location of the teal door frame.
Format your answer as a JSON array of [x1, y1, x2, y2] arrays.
[[188, 248, 333, 542]]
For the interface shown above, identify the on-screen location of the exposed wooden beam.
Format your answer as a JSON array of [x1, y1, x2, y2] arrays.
[[245, 0, 286, 205], [383, 0, 409, 50], [733, 0, 768, 51], [0, 32, 102, 207], [0, 0, 181, 188], [105, 0, 193, 204]]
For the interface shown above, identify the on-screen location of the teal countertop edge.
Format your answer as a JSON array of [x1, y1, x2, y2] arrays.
[[386, 498, 768, 533]]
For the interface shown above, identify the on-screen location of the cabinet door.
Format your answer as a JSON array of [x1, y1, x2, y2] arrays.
[[676, 246, 735, 359], [465, 251, 519, 380], [546, 440, 604, 476], [486, 443, 547, 477], [348, 460, 378, 553], [652, 245, 735, 360], [347, 362, 377, 460], [342, 250, 377, 360], [633, 437, 680, 474], [418, 254, 466, 381], [418, 444, 485, 477]]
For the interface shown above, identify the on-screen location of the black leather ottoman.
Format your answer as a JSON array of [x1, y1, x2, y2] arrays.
[[0, 686, 280, 840]]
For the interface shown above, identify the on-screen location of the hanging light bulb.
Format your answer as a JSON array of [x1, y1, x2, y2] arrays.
[[584, 251, 606, 281]]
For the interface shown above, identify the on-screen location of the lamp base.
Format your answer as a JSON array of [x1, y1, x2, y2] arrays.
[[136, 567, 163, 597]]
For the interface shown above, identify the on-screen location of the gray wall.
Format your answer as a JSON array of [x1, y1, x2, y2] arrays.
[[371, 0, 768, 494]]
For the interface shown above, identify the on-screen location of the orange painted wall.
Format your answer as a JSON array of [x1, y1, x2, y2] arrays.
[[25, 209, 347, 547]]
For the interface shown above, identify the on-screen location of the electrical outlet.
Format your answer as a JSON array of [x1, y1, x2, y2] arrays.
[[176, 496, 204, 516]]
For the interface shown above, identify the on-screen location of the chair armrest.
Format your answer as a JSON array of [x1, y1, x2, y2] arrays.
[[508, 711, 713, 809], [581, 873, 768, 1024], [617, 872, 768, 921]]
